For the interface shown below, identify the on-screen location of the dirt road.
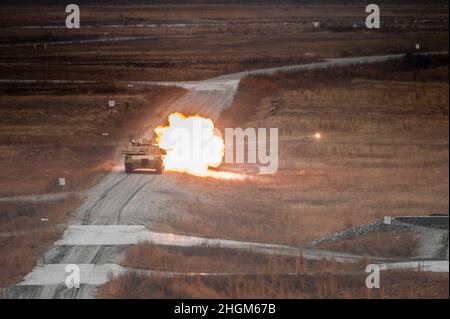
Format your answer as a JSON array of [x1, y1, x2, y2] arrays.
[[6, 53, 447, 299]]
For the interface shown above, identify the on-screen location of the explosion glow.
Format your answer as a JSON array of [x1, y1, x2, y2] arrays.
[[155, 112, 244, 180]]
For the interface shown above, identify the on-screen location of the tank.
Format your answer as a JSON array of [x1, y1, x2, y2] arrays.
[[121, 139, 165, 174]]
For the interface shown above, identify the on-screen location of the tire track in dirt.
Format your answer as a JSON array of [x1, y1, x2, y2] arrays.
[[116, 179, 155, 224], [82, 175, 130, 225]]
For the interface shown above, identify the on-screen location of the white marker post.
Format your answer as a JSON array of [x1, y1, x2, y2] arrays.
[[108, 100, 116, 108], [58, 177, 66, 192]]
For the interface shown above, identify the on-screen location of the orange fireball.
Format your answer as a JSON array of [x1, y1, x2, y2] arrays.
[[155, 112, 244, 180]]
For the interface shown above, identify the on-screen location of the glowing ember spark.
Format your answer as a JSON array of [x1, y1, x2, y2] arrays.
[[155, 112, 244, 180]]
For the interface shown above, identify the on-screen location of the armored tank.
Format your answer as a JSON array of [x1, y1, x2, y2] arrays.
[[122, 139, 165, 174]]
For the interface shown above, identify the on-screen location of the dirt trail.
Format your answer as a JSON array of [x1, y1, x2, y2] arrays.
[[7, 53, 448, 299]]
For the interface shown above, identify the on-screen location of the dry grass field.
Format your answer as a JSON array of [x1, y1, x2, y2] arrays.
[[0, 228, 64, 288], [0, 5, 448, 81], [99, 243, 448, 299], [318, 231, 419, 258], [0, 84, 183, 287], [0, 196, 82, 287], [100, 271, 449, 299], [121, 242, 358, 274], [114, 56, 449, 300], [156, 55, 449, 247], [0, 3, 447, 298], [0, 84, 183, 196]]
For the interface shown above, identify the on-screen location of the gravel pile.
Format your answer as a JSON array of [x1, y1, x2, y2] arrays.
[[310, 219, 411, 246]]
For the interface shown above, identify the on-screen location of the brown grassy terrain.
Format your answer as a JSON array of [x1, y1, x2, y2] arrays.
[[0, 196, 83, 287], [156, 55, 449, 249], [102, 270, 449, 299], [0, 83, 184, 287], [121, 242, 358, 274], [0, 5, 447, 81], [0, 197, 80, 233], [0, 3, 448, 298], [100, 241, 448, 299], [100, 272, 449, 299], [100, 264, 448, 299], [318, 231, 419, 258], [0, 84, 184, 196], [0, 229, 64, 287]]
